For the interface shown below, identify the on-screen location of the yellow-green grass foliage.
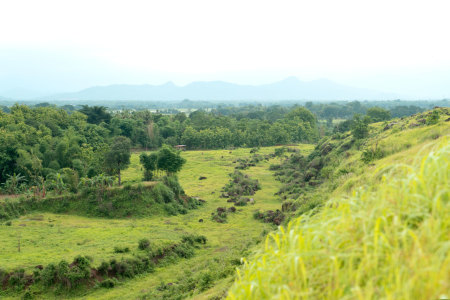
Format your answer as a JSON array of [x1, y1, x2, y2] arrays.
[[228, 138, 449, 299]]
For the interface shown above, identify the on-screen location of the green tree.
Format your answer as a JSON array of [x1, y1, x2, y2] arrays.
[[351, 114, 371, 139], [139, 152, 158, 180], [286, 107, 317, 128], [79, 106, 111, 124], [156, 145, 186, 175], [366, 107, 391, 123], [105, 136, 131, 185]]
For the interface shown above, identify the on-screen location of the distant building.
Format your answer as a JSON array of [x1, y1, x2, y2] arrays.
[[174, 145, 186, 151]]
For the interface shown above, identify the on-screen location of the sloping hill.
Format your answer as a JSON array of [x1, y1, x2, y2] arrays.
[[227, 109, 450, 299]]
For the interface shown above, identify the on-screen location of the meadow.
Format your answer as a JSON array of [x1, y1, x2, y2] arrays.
[[0, 144, 314, 299]]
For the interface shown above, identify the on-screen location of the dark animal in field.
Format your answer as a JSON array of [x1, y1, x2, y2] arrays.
[[217, 207, 226, 213], [228, 207, 236, 213], [199, 176, 207, 180], [199, 219, 203, 222]]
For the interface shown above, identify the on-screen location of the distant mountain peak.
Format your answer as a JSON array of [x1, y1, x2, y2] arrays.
[[32, 78, 401, 101], [278, 76, 301, 83]]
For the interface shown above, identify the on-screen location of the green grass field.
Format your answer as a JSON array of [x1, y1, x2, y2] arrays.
[[227, 131, 450, 298], [0, 144, 314, 299]]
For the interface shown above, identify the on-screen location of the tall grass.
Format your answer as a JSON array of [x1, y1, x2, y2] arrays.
[[228, 138, 449, 299]]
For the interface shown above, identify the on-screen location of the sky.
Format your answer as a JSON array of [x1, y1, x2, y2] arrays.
[[1, 0, 450, 98]]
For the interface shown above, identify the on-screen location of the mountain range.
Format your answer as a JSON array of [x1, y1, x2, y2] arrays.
[[2, 77, 401, 101]]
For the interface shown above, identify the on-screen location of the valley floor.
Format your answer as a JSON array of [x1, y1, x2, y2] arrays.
[[0, 145, 314, 299]]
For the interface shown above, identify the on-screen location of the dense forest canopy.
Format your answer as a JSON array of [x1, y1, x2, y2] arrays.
[[0, 100, 444, 190]]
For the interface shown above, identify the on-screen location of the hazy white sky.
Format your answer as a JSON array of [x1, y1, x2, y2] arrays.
[[1, 0, 450, 97]]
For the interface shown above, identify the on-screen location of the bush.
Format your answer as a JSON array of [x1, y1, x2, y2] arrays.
[[151, 183, 175, 204], [211, 210, 227, 223], [97, 261, 109, 276], [162, 176, 184, 197], [361, 146, 385, 163], [182, 234, 207, 245], [174, 243, 195, 258], [99, 278, 117, 288], [41, 263, 57, 287], [234, 197, 248, 206], [138, 239, 150, 250], [8, 269, 27, 291], [253, 209, 285, 225], [222, 171, 261, 198], [114, 246, 130, 253], [22, 290, 33, 300], [164, 203, 179, 216], [426, 110, 439, 125]]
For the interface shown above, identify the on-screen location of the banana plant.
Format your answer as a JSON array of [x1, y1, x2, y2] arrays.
[[48, 172, 66, 195], [2, 173, 26, 194]]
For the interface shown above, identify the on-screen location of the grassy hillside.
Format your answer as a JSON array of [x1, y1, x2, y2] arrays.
[[0, 145, 313, 299], [0, 180, 201, 221], [227, 111, 449, 299]]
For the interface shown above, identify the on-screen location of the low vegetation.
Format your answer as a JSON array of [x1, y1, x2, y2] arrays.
[[0, 234, 207, 294], [228, 137, 449, 299], [0, 176, 201, 221]]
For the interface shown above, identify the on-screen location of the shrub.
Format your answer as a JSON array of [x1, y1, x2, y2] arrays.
[[222, 171, 261, 198], [22, 290, 33, 299], [182, 234, 207, 245], [97, 261, 109, 276], [361, 146, 385, 163], [41, 263, 57, 287], [164, 203, 179, 216], [269, 164, 281, 171], [426, 110, 440, 125], [138, 239, 150, 250], [162, 176, 184, 197], [211, 211, 227, 223], [234, 198, 248, 206], [174, 243, 195, 258], [198, 271, 213, 291], [253, 209, 285, 225], [8, 269, 27, 291], [114, 246, 130, 253], [151, 183, 175, 204], [99, 278, 117, 288]]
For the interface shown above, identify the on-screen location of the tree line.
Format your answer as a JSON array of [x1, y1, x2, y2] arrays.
[[0, 101, 423, 193]]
